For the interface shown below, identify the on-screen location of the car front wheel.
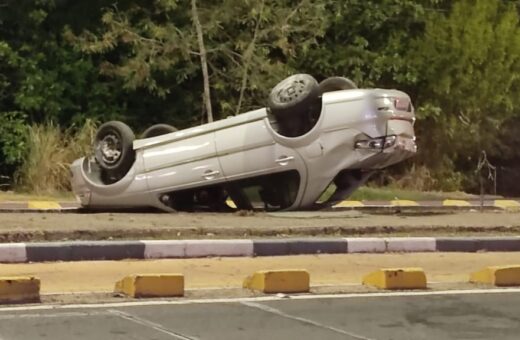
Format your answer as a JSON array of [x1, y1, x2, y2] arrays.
[[141, 124, 178, 138], [318, 76, 357, 94], [94, 121, 136, 180]]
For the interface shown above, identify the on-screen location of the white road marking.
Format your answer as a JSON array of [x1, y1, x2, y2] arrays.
[[40, 287, 241, 296], [40, 290, 112, 296], [241, 301, 374, 340], [0, 311, 108, 320], [108, 309, 197, 340], [38, 282, 438, 296], [0, 287, 519, 312]]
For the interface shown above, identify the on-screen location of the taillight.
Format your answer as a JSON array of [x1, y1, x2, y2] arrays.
[[393, 98, 411, 111], [355, 135, 397, 150]]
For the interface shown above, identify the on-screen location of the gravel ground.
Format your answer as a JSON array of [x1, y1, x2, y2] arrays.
[[0, 210, 519, 241]]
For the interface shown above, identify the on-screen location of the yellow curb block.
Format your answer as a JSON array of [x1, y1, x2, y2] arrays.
[[226, 199, 237, 209], [27, 201, 62, 210], [243, 269, 310, 294], [470, 265, 520, 286], [494, 200, 520, 210], [0, 276, 40, 303], [115, 274, 184, 298], [442, 199, 471, 207], [334, 200, 364, 208], [390, 200, 419, 207], [362, 268, 427, 290]]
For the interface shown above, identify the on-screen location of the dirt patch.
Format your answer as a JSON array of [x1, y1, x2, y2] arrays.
[[0, 210, 519, 241], [2, 252, 519, 294]]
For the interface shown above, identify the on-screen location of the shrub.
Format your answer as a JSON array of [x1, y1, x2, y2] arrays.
[[0, 112, 28, 182], [15, 120, 97, 194]]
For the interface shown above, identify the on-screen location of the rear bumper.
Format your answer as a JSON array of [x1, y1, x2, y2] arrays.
[[354, 135, 417, 169]]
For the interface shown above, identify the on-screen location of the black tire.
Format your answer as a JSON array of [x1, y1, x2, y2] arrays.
[[141, 124, 178, 138], [318, 77, 357, 95], [94, 121, 135, 175], [267, 74, 319, 117]]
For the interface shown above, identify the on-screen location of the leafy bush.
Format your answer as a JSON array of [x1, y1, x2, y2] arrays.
[[0, 112, 28, 184], [0, 111, 27, 165]]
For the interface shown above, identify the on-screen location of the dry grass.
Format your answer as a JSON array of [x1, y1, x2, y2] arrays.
[[15, 120, 97, 194], [389, 164, 465, 192], [390, 164, 437, 191], [0, 191, 74, 202]]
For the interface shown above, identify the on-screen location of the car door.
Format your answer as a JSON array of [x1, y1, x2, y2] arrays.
[[215, 118, 307, 209], [142, 132, 224, 193]]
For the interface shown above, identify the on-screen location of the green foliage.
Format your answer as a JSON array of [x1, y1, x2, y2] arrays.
[[406, 0, 520, 188], [1, 0, 520, 193], [0, 111, 28, 166], [67, 0, 329, 121], [295, 0, 436, 87]]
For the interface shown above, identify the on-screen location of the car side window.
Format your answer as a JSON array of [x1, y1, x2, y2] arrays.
[[227, 170, 300, 211]]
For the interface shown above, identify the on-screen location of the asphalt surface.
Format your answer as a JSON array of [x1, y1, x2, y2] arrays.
[[0, 291, 519, 339]]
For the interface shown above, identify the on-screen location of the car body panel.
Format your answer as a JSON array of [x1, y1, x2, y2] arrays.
[[215, 118, 306, 179], [133, 109, 266, 150], [142, 131, 226, 194], [71, 155, 153, 209], [215, 118, 275, 179]]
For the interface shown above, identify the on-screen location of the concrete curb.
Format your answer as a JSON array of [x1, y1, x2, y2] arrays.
[[1, 237, 520, 263], [1, 199, 519, 213]]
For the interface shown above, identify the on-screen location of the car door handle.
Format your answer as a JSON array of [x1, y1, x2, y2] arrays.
[[202, 170, 220, 179], [276, 156, 295, 165]]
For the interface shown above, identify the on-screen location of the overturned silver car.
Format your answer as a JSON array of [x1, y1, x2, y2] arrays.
[[71, 74, 416, 212]]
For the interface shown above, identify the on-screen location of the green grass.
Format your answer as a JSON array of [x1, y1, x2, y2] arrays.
[[3, 186, 476, 203], [0, 186, 476, 203], [349, 186, 475, 201], [319, 184, 476, 202]]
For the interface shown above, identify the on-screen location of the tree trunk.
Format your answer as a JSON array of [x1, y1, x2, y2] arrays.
[[191, 0, 213, 123], [235, 0, 264, 115]]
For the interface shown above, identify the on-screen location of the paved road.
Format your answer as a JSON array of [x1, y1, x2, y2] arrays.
[[0, 291, 518, 339]]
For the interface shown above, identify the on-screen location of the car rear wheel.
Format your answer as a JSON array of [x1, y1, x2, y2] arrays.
[[267, 74, 321, 137], [141, 124, 178, 138], [94, 121, 135, 179], [318, 76, 357, 94]]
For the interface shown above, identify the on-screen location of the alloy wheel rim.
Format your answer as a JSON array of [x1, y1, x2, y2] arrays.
[[100, 134, 122, 165]]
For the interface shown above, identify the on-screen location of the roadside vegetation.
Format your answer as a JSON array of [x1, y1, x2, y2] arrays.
[[14, 120, 96, 194], [0, 186, 472, 203], [316, 184, 474, 203], [349, 187, 473, 201], [1, 0, 520, 197]]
